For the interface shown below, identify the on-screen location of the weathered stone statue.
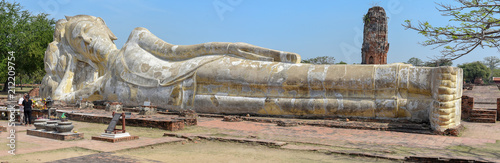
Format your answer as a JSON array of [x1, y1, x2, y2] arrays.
[[41, 15, 463, 132]]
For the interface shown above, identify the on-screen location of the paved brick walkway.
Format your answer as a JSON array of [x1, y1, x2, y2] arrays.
[[197, 118, 498, 149]]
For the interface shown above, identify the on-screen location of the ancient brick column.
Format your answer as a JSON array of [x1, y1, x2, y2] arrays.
[[461, 96, 473, 120], [361, 6, 389, 64]]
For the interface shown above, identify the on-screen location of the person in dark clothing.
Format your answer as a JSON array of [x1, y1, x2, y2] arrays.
[[22, 95, 34, 126]]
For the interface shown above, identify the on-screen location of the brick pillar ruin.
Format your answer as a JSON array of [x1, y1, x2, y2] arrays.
[[361, 6, 389, 64], [461, 96, 473, 120], [497, 98, 500, 121]]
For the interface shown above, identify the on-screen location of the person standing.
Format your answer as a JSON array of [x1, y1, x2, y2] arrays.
[[22, 95, 34, 126], [18, 93, 27, 125]]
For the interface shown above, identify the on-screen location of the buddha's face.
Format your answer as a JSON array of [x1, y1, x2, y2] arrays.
[[64, 15, 117, 64]]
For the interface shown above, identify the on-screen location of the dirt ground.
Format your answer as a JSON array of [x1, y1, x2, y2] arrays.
[[0, 120, 395, 162]]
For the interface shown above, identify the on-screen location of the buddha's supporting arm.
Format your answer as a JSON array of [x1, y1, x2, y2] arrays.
[[128, 27, 301, 63]]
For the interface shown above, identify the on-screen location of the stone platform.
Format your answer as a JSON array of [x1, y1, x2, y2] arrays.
[[62, 111, 194, 131], [91, 135, 139, 143], [27, 129, 84, 140]]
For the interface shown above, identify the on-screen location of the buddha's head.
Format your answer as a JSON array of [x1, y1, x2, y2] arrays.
[[55, 15, 118, 64]]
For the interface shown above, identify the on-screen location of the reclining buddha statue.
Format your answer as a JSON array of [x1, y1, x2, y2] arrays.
[[41, 15, 463, 132]]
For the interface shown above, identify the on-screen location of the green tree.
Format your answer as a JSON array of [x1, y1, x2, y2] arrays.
[[406, 57, 424, 66], [424, 59, 453, 67], [301, 56, 335, 64], [403, 0, 500, 62], [458, 61, 491, 83], [337, 61, 347, 64], [491, 68, 500, 77], [0, 0, 55, 91]]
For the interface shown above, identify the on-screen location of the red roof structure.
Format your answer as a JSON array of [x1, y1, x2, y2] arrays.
[[493, 77, 500, 83]]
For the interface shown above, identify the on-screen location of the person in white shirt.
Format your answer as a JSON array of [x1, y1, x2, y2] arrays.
[[18, 93, 27, 125]]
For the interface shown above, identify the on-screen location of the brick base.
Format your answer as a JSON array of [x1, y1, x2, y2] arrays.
[[91, 135, 139, 143], [175, 118, 197, 126], [66, 113, 189, 131], [469, 109, 497, 123], [27, 129, 84, 140]]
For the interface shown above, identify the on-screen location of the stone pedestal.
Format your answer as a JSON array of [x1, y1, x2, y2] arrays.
[[33, 119, 48, 130], [27, 129, 84, 140], [56, 121, 74, 133], [105, 102, 123, 112], [101, 132, 130, 138], [92, 132, 139, 143], [138, 106, 157, 115], [45, 120, 59, 131]]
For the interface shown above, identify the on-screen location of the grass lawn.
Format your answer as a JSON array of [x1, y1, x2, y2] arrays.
[[113, 140, 396, 163], [0, 147, 98, 162], [446, 140, 500, 159]]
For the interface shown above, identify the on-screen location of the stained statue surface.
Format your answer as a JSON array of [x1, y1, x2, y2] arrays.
[[41, 15, 463, 132]]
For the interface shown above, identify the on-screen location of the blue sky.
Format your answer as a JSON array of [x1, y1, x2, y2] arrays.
[[14, 0, 499, 65]]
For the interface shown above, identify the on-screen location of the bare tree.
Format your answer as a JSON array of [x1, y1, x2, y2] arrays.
[[403, 0, 500, 62], [483, 56, 500, 70]]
